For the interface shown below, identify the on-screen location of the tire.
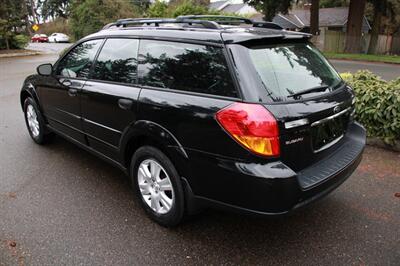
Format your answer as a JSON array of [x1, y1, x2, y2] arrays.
[[23, 97, 53, 145], [130, 146, 185, 227]]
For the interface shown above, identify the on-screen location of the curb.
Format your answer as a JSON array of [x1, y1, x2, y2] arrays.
[[0, 51, 42, 58], [367, 137, 400, 152], [327, 58, 400, 65]]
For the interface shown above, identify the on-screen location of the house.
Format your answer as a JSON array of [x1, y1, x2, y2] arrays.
[[209, 0, 256, 16], [251, 7, 371, 33]]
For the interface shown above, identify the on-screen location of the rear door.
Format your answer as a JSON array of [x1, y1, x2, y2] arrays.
[[81, 38, 141, 160]]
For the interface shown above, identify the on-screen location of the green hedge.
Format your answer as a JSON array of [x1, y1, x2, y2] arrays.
[[0, 34, 29, 49], [341, 71, 400, 145]]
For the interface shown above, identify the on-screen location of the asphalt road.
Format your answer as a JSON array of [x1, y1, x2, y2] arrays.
[[0, 48, 399, 265], [330, 59, 400, 81]]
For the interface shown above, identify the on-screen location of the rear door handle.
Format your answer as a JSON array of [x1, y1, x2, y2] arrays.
[[118, 99, 133, 110], [68, 88, 78, 97]]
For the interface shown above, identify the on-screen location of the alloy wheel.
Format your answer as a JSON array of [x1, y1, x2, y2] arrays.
[[137, 159, 174, 214], [26, 104, 40, 137]]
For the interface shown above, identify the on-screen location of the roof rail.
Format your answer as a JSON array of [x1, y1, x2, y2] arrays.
[[177, 15, 253, 25], [102, 18, 221, 30], [102, 16, 284, 31], [177, 15, 283, 30]]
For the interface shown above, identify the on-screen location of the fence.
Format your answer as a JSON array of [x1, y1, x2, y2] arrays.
[[319, 29, 400, 55]]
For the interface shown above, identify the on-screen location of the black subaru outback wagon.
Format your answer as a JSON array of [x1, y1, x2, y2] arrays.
[[20, 16, 366, 226]]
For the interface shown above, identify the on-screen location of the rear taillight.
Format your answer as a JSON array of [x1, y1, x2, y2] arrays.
[[216, 103, 280, 157]]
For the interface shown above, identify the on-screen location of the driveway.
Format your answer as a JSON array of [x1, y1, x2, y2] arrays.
[[0, 53, 399, 265]]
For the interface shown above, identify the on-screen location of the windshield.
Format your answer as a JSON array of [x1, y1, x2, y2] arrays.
[[246, 43, 342, 101]]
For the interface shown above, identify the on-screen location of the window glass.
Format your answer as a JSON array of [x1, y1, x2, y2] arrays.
[[56, 39, 102, 78], [246, 43, 342, 101], [92, 38, 138, 84], [138, 40, 237, 97]]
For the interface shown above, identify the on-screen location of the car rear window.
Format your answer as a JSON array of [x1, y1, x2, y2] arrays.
[[138, 40, 237, 98], [246, 43, 342, 101]]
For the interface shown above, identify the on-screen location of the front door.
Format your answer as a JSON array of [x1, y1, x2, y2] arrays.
[[39, 39, 103, 143]]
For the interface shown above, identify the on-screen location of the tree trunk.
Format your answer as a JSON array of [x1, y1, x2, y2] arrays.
[[5, 37, 10, 50], [310, 0, 319, 35], [344, 0, 367, 53], [368, 5, 382, 54], [29, 0, 39, 24]]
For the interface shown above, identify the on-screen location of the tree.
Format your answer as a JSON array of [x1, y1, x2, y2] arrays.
[[368, 0, 386, 54], [244, 0, 294, 21], [367, 0, 399, 54], [310, 0, 319, 35], [344, 0, 366, 53], [39, 0, 70, 20], [69, 0, 140, 40], [0, 0, 28, 49], [147, 0, 168, 17]]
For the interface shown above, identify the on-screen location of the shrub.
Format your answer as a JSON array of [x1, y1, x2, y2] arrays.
[[0, 34, 29, 49], [11, 34, 29, 49], [147, 0, 169, 17], [171, 1, 208, 17], [341, 71, 400, 145]]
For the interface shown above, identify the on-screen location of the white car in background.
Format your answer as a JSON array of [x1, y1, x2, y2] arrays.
[[48, 33, 70, 43]]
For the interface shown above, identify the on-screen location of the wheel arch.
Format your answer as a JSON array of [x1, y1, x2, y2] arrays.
[[120, 120, 189, 172], [20, 83, 41, 111]]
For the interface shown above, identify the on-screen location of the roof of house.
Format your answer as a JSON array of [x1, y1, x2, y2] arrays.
[[252, 7, 371, 31], [221, 3, 247, 13], [289, 7, 350, 27], [209, 1, 229, 10]]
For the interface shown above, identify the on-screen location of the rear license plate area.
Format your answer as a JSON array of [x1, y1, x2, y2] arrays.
[[311, 115, 347, 152]]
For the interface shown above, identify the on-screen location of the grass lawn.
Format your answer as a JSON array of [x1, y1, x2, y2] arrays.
[[324, 52, 400, 64]]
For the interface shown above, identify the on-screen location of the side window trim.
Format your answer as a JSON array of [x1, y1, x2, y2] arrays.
[[88, 38, 107, 80], [54, 38, 105, 80], [89, 37, 140, 85], [222, 45, 243, 100]]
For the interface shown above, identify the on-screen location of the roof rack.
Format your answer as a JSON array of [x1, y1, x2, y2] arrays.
[[177, 15, 283, 30], [103, 17, 221, 30], [177, 15, 253, 25], [102, 15, 283, 31]]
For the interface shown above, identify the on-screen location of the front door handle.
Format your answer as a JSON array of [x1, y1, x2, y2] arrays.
[[68, 88, 78, 97], [118, 99, 133, 110], [62, 79, 72, 87]]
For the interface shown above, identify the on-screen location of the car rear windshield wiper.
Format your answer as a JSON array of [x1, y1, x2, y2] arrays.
[[287, 85, 330, 99]]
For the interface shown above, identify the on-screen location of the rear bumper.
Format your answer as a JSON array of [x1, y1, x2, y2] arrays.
[[185, 122, 366, 215]]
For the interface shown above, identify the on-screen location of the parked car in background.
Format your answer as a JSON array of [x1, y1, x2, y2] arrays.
[[31, 34, 48, 43], [48, 33, 70, 43]]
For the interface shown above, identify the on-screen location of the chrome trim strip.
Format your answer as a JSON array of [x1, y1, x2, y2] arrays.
[[83, 118, 122, 134], [55, 108, 81, 120], [313, 134, 344, 153], [311, 107, 351, 127], [285, 118, 309, 129]]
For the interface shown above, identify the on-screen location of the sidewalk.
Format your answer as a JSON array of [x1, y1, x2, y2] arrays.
[[0, 49, 41, 58]]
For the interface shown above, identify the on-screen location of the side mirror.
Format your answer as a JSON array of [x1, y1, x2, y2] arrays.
[[37, 63, 53, 76]]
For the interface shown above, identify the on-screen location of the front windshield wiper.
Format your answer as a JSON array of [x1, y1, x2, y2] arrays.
[[287, 85, 330, 99]]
